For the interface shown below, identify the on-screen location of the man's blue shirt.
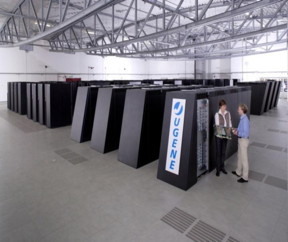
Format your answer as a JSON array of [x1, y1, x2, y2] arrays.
[[238, 114, 250, 138]]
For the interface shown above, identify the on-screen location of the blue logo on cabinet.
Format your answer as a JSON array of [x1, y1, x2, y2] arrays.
[[174, 101, 184, 116], [165, 99, 186, 175]]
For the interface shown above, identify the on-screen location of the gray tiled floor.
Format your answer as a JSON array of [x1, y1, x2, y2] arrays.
[[0, 100, 287, 242]]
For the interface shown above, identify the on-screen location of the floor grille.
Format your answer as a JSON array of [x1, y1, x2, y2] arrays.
[[264, 176, 287, 191], [227, 236, 241, 242], [266, 145, 283, 152], [250, 141, 286, 153], [55, 148, 88, 165], [250, 142, 267, 148], [161, 207, 239, 241], [161, 207, 196, 233], [249, 170, 266, 182], [278, 119, 288, 123], [186, 220, 226, 242], [267, 128, 279, 133]]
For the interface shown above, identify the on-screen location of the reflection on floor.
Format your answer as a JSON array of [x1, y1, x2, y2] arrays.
[[0, 100, 287, 242]]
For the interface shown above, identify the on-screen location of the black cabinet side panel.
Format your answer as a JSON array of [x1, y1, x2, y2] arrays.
[[38, 84, 46, 125], [118, 90, 146, 168], [71, 87, 89, 142], [90, 88, 112, 152], [264, 82, 273, 112], [26, 84, 33, 119], [18, 83, 27, 115], [32, 83, 39, 122]]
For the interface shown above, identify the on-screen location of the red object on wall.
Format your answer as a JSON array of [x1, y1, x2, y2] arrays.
[[66, 78, 81, 82]]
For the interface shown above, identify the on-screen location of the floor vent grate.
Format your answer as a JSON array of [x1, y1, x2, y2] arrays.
[[265, 176, 287, 191], [161, 207, 196, 233], [227, 236, 241, 242], [55, 148, 88, 165], [250, 142, 266, 148], [267, 128, 279, 133], [266, 145, 283, 152], [249, 170, 266, 182], [186, 220, 226, 242]]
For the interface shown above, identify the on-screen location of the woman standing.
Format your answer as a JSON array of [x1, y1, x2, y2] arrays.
[[214, 100, 232, 177]]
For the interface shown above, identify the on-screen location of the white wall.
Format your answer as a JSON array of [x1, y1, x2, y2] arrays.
[[1, 45, 287, 101], [147, 59, 194, 79], [197, 58, 231, 79], [0, 46, 196, 101], [231, 50, 288, 82]]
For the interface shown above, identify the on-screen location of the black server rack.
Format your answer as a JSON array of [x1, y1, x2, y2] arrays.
[[17, 82, 27, 115], [270, 81, 279, 110], [273, 81, 282, 108], [157, 90, 207, 190], [90, 87, 131, 153], [7, 82, 12, 110], [163, 80, 175, 85], [264, 81, 273, 112], [13, 82, 18, 113], [11, 82, 14, 111], [224, 79, 230, 86], [118, 87, 187, 169], [157, 86, 251, 190], [70, 86, 99, 143], [214, 79, 225, 86], [38, 83, 46, 125], [233, 79, 239, 86], [269, 81, 277, 110], [45, 83, 74, 128], [237, 82, 269, 115], [32, 83, 39, 122], [26, 83, 33, 119], [69, 82, 79, 119]]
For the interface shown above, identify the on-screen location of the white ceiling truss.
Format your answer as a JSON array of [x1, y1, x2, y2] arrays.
[[0, 0, 287, 59]]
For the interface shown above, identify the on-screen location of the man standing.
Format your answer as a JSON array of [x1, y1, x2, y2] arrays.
[[232, 104, 250, 183]]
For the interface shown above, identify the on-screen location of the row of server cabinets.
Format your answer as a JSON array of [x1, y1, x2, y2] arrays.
[[137, 79, 237, 86], [237, 80, 281, 115], [70, 83, 250, 190], [7, 82, 79, 128]]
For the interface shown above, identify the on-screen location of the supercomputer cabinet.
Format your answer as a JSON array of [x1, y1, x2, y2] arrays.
[[90, 87, 130, 153], [157, 86, 251, 190], [45, 83, 73, 128], [7, 82, 12, 110], [264, 81, 273, 112], [270, 81, 280, 109], [273, 81, 282, 107], [70, 86, 99, 143], [13, 82, 18, 113], [270, 81, 279, 110], [118, 87, 182, 169], [237, 82, 269, 115], [26, 83, 33, 119], [17, 82, 27, 115], [157, 90, 204, 190], [32, 83, 39, 122], [38, 83, 46, 125]]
